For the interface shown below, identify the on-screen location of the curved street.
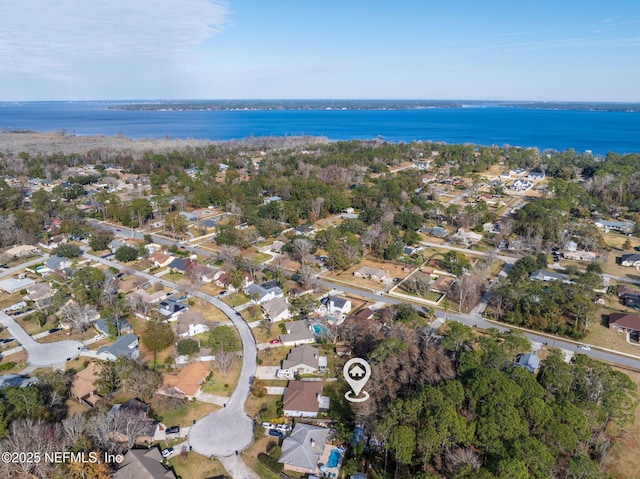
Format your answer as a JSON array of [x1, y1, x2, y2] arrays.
[[0, 311, 83, 367], [83, 252, 259, 462]]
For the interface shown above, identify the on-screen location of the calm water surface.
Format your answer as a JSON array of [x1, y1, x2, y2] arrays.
[[1, 101, 639, 155]]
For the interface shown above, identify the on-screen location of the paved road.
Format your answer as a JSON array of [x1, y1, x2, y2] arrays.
[[83, 252, 257, 461], [0, 311, 83, 367], [0, 254, 50, 280]]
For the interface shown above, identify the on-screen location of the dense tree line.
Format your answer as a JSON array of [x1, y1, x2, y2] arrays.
[[344, 322, 636, 479]]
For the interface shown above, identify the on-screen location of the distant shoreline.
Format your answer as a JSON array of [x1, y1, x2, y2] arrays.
[[104, 99, 640, 113]]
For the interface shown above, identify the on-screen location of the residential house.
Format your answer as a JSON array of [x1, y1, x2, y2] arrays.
[[149, 251, 173, 268], [595, 219, 635, 234], [282, 345, 326, 375], [262, 297, 292, 322], [620, 254, 640, 268], [175, 310, 210, 338], [619, 285, 640, 309], [322, 296, 352, 317], [246, 282, 284, 304], [279, 321, 315, 347], [179, 211, 199, 222], [129, 288, 166, 305], [161, 363, 210, 399], [349, 308, 374, 321], [294, 224, 314, 236], [422, 226, 448, 238], [23, 282, 54, 309], [283, 380, 330, 417], [563, 250, 597, 262], [167, 257, 187, 273], [70, 362, 102, 407], [0, 374, 39, 390], [40, 255, 73, 274], [0, 277, 35, 293], [38, 235, 67, 250], [609, 312, 640, 334], [94, 318, 133, 337], [527, 170, 545, 180], [113, 447, 178, 479], [279, 423, 330, 475], [515, 352, 540, 374], [510, 179, 534, 192], [97, 334, 140, 361], [157, 299, 188, 320], [200, 265, 222, 283], [453, 228, 483, 245], [529, 270, 572, 283], [353, 266, 388, 282], [4, 244, 39, 258]]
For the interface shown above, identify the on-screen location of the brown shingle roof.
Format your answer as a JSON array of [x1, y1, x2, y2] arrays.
[[609, 312, 640, 332], [70, 362, 101, 402], [162, 363, 210, 397], [283, 380, 322, 413]]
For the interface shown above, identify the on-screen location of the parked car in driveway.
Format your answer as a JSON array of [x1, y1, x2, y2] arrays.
[[48, 327, 62, 334], [166, 425, 180, 435], [261, 422, 275, 429], [269, 339, 281, 345], [276, 424, 291, 433], [161, 447, 174, 458], [268, 429, 284, 438]]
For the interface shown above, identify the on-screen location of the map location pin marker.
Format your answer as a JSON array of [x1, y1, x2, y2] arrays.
[[343, 358, 371, 403]]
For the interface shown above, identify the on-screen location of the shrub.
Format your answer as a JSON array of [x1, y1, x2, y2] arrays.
[[258, 453, 283, 473]]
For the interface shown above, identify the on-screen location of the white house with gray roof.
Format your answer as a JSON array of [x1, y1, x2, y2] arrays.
[[97, 333, 140, 361], [282, 345, 326, 375], [262, 297, 291, 322], [279, 423, 330, 474], [279, 321, 315, 347]]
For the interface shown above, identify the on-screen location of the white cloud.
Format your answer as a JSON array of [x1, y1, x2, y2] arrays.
[[0, 0, 229, 77]]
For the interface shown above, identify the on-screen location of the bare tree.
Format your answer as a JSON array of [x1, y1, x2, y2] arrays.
[[216, 244, 241, 264], [298, 264, 319, 290], [62, 415, 86, 445], [290, 238, 313, 266], [0, 418, 70, 479], [403, 273, 431, 296], [310, 197, 325, 222], [59, 301, 98, 333], [451, 273, 483, 313], [184, 259, 205, 287], [213, 348, 237, 378]]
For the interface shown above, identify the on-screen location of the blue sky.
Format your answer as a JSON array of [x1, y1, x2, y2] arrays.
[[1, 0, 639, 101]]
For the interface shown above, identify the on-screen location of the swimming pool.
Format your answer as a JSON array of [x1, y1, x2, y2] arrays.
[[327, 448, 341, 468], [312, 323, 327, 336]]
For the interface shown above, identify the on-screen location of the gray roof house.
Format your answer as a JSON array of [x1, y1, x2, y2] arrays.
[[44, 255, 73, 272], [529, 270, 572, 283], [279, 321, 315, 347], [620, 254, 640, 268], [279, 423, 330, 474], [516, 352, 540, 374], [0, 374, 39, 389], [97, 333, 140, 361], [114, 447, 177, 479], [246, 283, 284, 304], [0, 277, 36, 293], [282, 345, 326, 375], [94, 318, 133, 336], [262, 297, 291, 322]]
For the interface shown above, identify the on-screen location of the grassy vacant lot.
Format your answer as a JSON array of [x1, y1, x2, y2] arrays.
[[167, 451, 228, 479], [258, 344, 291, 367], [0, 350, 27, 374], [201, 360, 241, 396], [155, 398, 220, 428]]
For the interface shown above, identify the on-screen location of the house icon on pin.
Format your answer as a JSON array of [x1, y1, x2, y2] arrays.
[[349, 364, 366, 379]]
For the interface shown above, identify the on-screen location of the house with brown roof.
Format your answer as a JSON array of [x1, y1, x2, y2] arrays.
[[609, 312, 640, 334], [150, 251, 173, 268], [114, 447, 177, 479], [161, 363, 210, 399], [283, 380, 330, 417], [70, 362, 102, 407], [23, 282, 54, 309]]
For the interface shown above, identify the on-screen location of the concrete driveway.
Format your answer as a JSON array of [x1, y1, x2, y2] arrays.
[[0, 312, 83, 367], [255, 366, 280, 379]]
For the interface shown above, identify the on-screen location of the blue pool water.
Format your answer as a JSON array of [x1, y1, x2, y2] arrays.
[[312, 323, 327, 336], [327, 449, 341, 468]]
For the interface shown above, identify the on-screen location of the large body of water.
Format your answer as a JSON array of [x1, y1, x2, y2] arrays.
[[1, 101, 639, 155]]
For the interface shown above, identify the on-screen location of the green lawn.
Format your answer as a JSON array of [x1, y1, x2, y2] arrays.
[[222, 293, 250, 307], [157, 400, 220, 428], [201, 360, 242, 396]]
